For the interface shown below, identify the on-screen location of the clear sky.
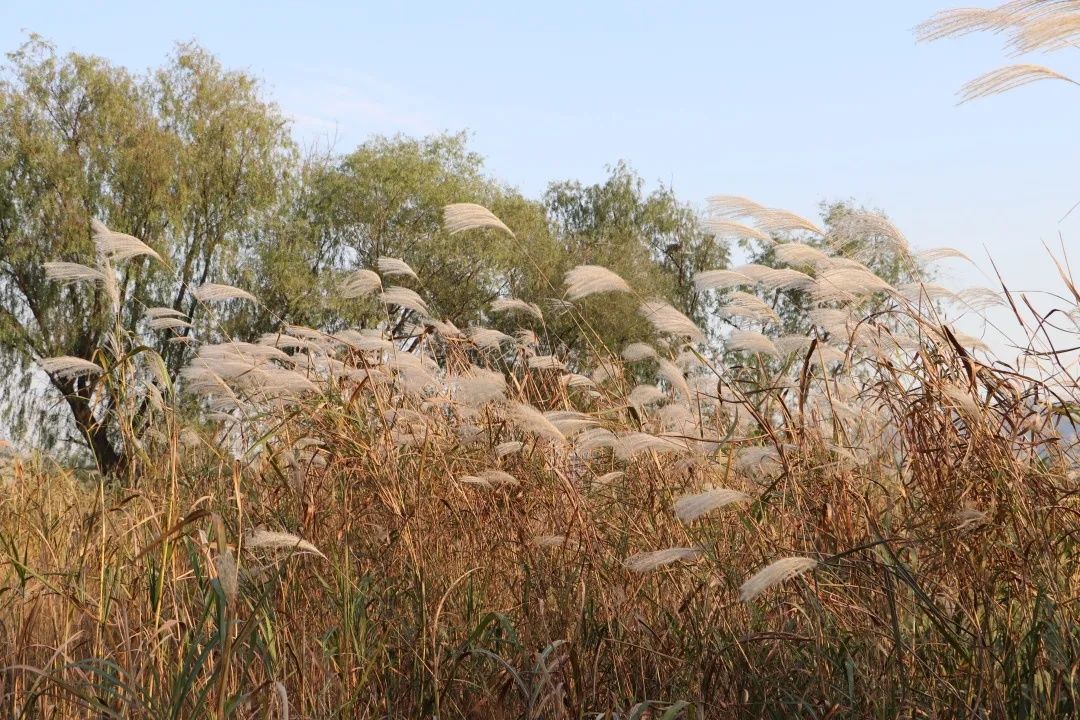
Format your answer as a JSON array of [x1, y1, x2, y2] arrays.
[[3, 1, 1079, 357]]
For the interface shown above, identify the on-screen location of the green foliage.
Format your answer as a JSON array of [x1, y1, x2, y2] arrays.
[[543, 161, 728, 355], [0, 42, 728, 466], [260, 133, 558, 333], [0, 37, 293, 465]]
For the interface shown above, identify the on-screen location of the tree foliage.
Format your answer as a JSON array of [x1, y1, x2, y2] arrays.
[[543, 161, 728, 355], [263, 133, 558, 334], [0, 40, 729, 472], [0, 37, 294, 468]]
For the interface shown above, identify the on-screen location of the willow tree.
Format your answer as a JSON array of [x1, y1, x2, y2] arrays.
[[0, 38, 295, 472], [261, 132, 559, 333], [543, 162, 729, 355]]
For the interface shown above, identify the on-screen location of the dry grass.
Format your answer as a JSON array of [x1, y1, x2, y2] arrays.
[[917, 1, 1080, 102], [1, 200, 1078, 719]]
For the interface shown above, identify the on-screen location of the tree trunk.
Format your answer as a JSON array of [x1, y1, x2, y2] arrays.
[[61, 380, 125, 475]]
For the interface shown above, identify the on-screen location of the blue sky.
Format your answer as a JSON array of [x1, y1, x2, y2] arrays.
[[3, 1, 1079, 355]]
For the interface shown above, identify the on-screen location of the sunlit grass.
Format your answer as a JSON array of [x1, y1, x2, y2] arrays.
[[2, 195, 1078, 718]]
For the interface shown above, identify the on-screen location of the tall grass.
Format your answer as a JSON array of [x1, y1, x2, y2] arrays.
[[0, 200, 1077, 719]]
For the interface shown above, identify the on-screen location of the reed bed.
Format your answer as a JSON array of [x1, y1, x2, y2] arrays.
[[1, 201, 1077, 718]]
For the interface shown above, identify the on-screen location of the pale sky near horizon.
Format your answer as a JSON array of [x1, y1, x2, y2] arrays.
[[3, 1, 1079, 360]]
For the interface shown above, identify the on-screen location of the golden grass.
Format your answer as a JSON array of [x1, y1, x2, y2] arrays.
[[3, 200, 1079, 718]]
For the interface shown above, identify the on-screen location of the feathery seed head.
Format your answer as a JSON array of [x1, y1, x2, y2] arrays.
[[148, 317, 193, 332], [491, 297, 543, 320], [564, 265, 632, 300], [192, 283, 256, 304], [40, 356, 103, 379], [628, 383, 666, 408], [469, 327, 512, 349], [674, 488, 752, 522], [624, 547, 701, 573], [495, 440, 524, 457], [144, 307, 187, 320], [719, 291, 780, 324], [614, 431, 686, 460], [726, 329, 779, 356], [740, 556, 818, 601], [380, 286, 430, 317], [443, 203, 514, 236], [341, 269, 383, 298], [44, 261, 106, 285], [91, 218, 163, 263], [454, 366, 507, 407], [700, 218, 772, 242], [693, 269, 754, 292], [638, 301, 705, 341], [459, 469, 519, 487], [772, 242, 832, 267], [528, 355, 566, 371], [622, 342, 658, 362], [508, 402, 566, 443], [244, 530, 324, 558], [377, 257, 418, 279]]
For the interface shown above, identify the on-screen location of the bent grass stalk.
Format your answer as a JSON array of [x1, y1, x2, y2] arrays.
[[3, 199, 1078, 716]]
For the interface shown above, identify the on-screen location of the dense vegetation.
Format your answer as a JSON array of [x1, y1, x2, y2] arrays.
[[0, 3, 1078, 718], [0, 37, 725, 471]]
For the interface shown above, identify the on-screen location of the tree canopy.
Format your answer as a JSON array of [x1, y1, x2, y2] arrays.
[[0, 37, 293, 468], [0, 38, 727, 472], [542, 162, 728, 355]]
